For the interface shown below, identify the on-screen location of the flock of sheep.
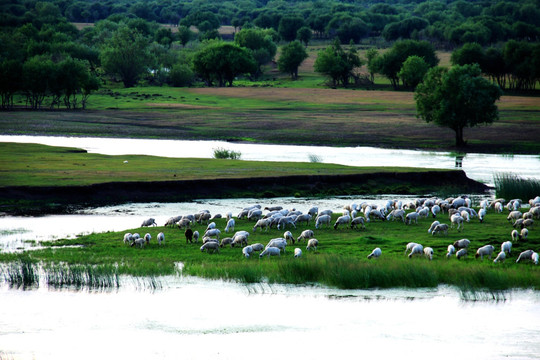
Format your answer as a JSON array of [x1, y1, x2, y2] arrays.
[[125, 195, 539, 264]]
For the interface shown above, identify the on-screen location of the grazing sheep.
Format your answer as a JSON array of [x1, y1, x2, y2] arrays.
[[266, 238, 287, 252], [131, 237, 145, 248], [516, 250, 535, 263], [210, 213, 222, 220], [405, 242, 419, 254], [141, 218, 157, 227], [200, 241, 219, 253], [432, 223, 449, 236], [177, 218, 192, 229], [204, 228, 221, 240], [196, 211, 212, 224], [427, 221, 440, 234], [387, 209, 405, 222], [507, 211, 523, 222], [523, 219, 534, 228], [220, 237, 234, 247], [253, 218, 272, 232], [478, 208, 486, 223], [350, 216, 366, 230], [277, 216, 296, 230], [493, 251, 506, 263], [513, 219, 524, 229], [319, 209, 333, 217], [494, 202, 503, 213], [247, 209, 263, 221], [294, 248, 302, 258], [242, 245, 253, 258], [367, 209, 386, 222], [295, 213, 312, 226], [533, 252, 539, 265], [297, 229, 314, 243], [193, 230, 200, 243], [333, 214, 351, 230], [367, 247, 382, 259], [157, 232, 164, 245], [446, 244, 456, 258], [202, 236, 219, 244], [284, 231, 295, 244], [431, 205, 441, 218], [250, 243, 265, 252], [231, 235, 248, 248], [205, 222, 216, 232], [132, 233, 140, 240], [475, 245, 495, 260], [511, 229, 520, 242], [408, 244, 424, 258], [224, 218, 235, 233], [521, 228, 529, 240], [259, 247, 281, 258], [453, 238, 471, 249], [450, 214, 464, 231], [306, 238, 319, 251], [456, 248, 467, 260], [315, 215, 332, 229], [307, 207, 318, 217], [417, 207, 430, 218], [164, 216, 182, 227], [460, 210, 470, 222], [501, 241, 512, 254], [405, 212, 419, 225], [144, 233, 151, 244], [424, 247, 434, 260], [123, 233, 133, 244]]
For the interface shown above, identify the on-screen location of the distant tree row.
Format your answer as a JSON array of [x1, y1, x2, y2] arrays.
[[2, 0, 539, 47]]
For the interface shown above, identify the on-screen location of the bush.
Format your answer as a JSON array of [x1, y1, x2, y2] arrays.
[[168, 64, 194, 87], [213, 147, 241, 160]]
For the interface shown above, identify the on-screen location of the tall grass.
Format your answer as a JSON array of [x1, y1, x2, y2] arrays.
[[213, 147, 241, 160], [494, 172, 540, 200], [1, 256, 39, 289], [308, 153, 322, 163], [44, 263, 120, 290]]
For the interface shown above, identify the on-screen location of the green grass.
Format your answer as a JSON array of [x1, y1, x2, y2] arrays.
[[0, 142, 448, 187], [2, 210, 539, 291]]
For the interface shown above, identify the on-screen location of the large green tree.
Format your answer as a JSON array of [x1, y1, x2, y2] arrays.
[[192, 41, 256, 87], [415, 64, 502, 147], [100, 26, 152, 87], [234, 28, 277, 77], [314, 39, 362, 87], [277, 40, 308, 79]]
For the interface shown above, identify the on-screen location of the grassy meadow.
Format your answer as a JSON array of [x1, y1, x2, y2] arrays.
[[1, 209, 539, 291]]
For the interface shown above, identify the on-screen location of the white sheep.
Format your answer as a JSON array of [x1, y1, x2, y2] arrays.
[[494, 202, 503, 213], [253, 218, 272, 232], [277, 216, 296, 230], [141, 218, 157, 227], [499, 241, 511, 254], [284, 231, 295, 244], [177, 218, 192, 229], [251, 243, 265, 252], [516, 250, 535, 263], [220, 237, 234, 247], [306, 238, 319, 251], [453, 238, 471, 249], [417, 207, 430, 218], [446, 244, 456, 258], [533, 252, 539, 265], [521, 228, 529, 240], [523, 219, 534, 228], [264, 205, 283, 212], [204, 228, 221, 240], [315, 215, 331, 229], [386, 209, 405, 222], [157, 232, 164, 245], [319, 209, 333, 217], [427, 221, 440, 234], [266, 238, 287, 252], [424, 247, 434, 260], [131, 237, 145, 248], [507, 211, 522, 222], [350, 216, 366, 230], [259, 247, 281, 258], [511, 229, 520, 242], [295, 213, 312, 226], [144, 233, 151, 244], [123, 233, 133, 244], [307, 207, 318, 217], [205, 222, 216, 232], [193, 230, 200, 243], [200, 241, 219, 253], [405, 212, 419, 225], [475, 245, 495, 260], [247, 209, 263, 221], [431, 205, 441, 218], [450, 214, 464, 231], [297, 229, 314, 243], [224, 218, 235, 233], [460, 210, 470, 222], [405, 242, 419, 254], [493, 251, 506, 263], [242, 245, 253, 258], [231, 235, 248, 248], [367, 247, 382, 259], [456, 248, 467, 259], [478, 208, 486, 223], [432, 223, 449, 236], [333, 214, 351, 230], [294, 248, 302, 258], [408, 244, 424, 258]]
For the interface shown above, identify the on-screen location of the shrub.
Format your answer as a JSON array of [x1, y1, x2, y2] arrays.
[[213, 147, 241, 160]]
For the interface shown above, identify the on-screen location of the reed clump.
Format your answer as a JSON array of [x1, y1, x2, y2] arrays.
[[1, 256, 39, 289], [494, 172, 540, 200], [213, 147, 241, 160], [44, 263, 120, 290]]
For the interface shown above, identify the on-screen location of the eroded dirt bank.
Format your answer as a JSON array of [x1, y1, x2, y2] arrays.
[[0, 170, 489, 215]]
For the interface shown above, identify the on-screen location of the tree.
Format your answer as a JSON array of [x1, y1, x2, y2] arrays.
[[296, 26, 312, 47], [100, 26, 152, 87], [192, 41, 256, 87], [314, 39, 362, 87], [398, 55, 428, 89], [451, 42, 486, 68], [22, 56, 55, 109], [235, 28, 277, 76], [0, 59, 22, 109], [278, 40, 308, 79], [278, 15, 305, 42], [365, 48, 378, 83], [169, 64, 194, 87], [415, 64, 502, 147], [177, 25, 194, 47]]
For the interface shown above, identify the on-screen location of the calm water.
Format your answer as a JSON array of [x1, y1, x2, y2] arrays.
[[2, 135, 539, 185], [1, 278, 539, 360]]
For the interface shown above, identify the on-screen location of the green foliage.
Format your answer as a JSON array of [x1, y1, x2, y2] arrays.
[[494, 173, 540, 200], [278, 15, 305, 42], [100, 26, 152, 88], [169, 64, 194, 87], [192, 41, 257, 87], [314, 39, 363, 87], [180, 11, 220, 32], [278, 40, 308, 80], [177, 25, 194, 47], [213, 147, 241, 160], [234, 28, 277, 76], [296, 26, 312, 47], [398, 55, 429, 89], [451, 42, 485, 67], [415, 64, 503, 147]]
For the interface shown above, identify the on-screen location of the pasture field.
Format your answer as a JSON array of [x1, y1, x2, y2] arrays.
[[1, 209, 539, 291]]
